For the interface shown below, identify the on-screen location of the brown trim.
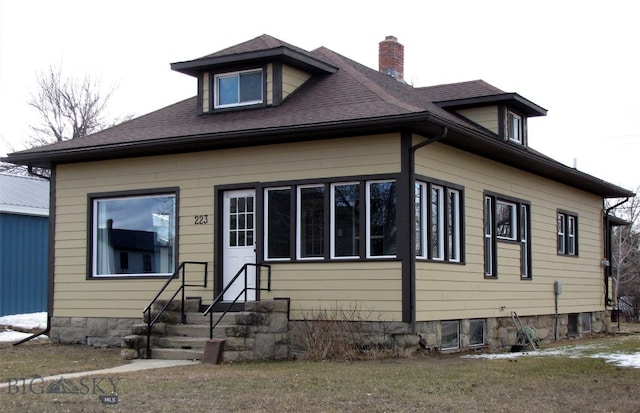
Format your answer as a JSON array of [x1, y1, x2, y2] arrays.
[[272, 62, 283, 106], [399, 132, 412, 324], [47, 166, 57, 316]]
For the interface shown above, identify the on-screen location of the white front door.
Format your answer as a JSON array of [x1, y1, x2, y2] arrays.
[[222, 189, 256, 301]]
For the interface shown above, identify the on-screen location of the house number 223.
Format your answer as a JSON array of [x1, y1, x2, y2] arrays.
[[194, 215, 209, 225]]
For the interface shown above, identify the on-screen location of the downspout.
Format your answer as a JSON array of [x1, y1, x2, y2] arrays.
[[603, 197, 629, 308], [14, 166, 54, 346], [409, 127, 448, 335]]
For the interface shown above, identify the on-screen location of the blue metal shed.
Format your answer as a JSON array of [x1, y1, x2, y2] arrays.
[[0, 173, 49, 317]]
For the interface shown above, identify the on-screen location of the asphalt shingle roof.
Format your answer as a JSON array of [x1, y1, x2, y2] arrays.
[[3, 34, 633, 198]]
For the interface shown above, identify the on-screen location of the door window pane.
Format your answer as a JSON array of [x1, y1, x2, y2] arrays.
[[229, 196, 254, 247]]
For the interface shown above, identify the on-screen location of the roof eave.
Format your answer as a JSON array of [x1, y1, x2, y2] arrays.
[[436, 93, 547, 117], [4, 112, 632, 199], [171, 47, 338, 77]]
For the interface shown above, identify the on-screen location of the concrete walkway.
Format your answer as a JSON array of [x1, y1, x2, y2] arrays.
[[0, 359, 199, 390]]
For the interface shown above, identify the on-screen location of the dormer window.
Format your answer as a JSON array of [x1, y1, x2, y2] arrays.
[[507, 111, 523, 144], [214, 69, 263, 108]]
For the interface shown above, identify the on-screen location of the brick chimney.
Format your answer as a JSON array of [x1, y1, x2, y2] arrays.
[[378, 35, 404, 82]]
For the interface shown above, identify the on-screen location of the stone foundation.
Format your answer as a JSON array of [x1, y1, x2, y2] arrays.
[[49, 316, 141, 347], [50, 309, 611, 358]]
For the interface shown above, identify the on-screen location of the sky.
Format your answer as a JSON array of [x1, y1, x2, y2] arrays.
[[0, 0, 638, 191]]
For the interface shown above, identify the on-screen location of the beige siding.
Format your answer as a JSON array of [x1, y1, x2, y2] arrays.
[[53, 134, 401, 319], [282, 64, 311, 100], [261, 262, 403, 321], [266, 63, 273, 105], [202, 72, 209, 113], [456, 106, 499, 134], [414, 141, 605, 321]]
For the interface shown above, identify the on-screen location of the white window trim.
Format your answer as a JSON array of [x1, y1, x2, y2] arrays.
[[484, 196, 493, 276], [296, 184, 325, 260], [416, 182, 428, 259], [447, 188, 461, 262], [508, 111, 523, 144], [330, 182, 360, 260], [520, 204, 530, 278], [558, 214, 566, 254], [567, 215, 576, 255], [213, 69, 263, 109], [431, 185, 445, 260], [91, 193, 176, 278], [264, 187, 291, 261]]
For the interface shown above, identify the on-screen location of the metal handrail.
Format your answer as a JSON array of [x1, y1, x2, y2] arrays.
[[143, 261, 208, 358], [203, 263, 271, 339]]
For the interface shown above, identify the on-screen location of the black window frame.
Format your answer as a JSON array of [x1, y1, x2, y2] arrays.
[[484, 192, 531, 279], [262, 175, 399, 262], [415, 179, 465, 263], [557, 209, 579, 256]]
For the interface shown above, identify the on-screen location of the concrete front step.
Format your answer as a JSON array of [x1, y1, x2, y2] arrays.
[[152, 297, 202, 313], [150, 347, 204, 360], [185, 311, 236, 325], [155, 336, 210, 350]]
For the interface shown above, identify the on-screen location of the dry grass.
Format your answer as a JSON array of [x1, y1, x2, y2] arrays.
[[0, 341, 123, 379], [1, 329, 639, 412]]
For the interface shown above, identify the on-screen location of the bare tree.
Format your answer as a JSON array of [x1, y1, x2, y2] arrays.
[[27, 65, 115, 147], [608, 188, 640, 319], [1, 65, 131, 175]]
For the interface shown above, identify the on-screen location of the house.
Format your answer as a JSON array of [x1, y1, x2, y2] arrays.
[[0, 173, 49, 317], [3, 34, 634, 357]]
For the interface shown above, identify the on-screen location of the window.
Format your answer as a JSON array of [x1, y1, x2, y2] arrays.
[[430, 185, 445, 259], [297, 185, 325, 259], [367, 181, 396, 258], [496, 200, 517, 240], [91, 193, 176, 277], [469, 319, 486, 347], [265, 188, 291, 260], [507, 111, 523, 144], [484, 193, 531, 278], [416, 182, 462, 262], [331, 183, 360, 258], [520, 204, 531, 279], [581, 313, 592, 333], [214, 69, 263, 108], [484, 196, 494, 276], [557, 211, 578, 255], [441, 320, 460, 350], [263, 179, 396, 261]]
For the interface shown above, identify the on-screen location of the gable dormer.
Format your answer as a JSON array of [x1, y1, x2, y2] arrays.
[[170, 34, 338, 115], [436, 93, 547, 148]]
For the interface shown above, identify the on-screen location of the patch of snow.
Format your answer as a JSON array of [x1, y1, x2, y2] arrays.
[[462, 342, 640, 369], [0, 312, 47, 330], [0, 312, 48, 343]]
